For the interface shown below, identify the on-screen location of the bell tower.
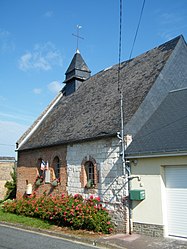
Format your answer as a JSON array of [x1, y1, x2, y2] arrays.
[[62, 49, 91, 96]]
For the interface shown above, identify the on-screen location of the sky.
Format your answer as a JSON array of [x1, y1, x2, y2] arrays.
[[0, 0, 187, 158]]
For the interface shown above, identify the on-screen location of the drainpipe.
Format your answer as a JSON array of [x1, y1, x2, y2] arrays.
[[127, 163, 132, 235]]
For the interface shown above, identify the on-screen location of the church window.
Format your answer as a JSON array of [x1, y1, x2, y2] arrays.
[[80, 156, 98, 189], [85, 161, 94, 188], [52, 156, 60, 180]]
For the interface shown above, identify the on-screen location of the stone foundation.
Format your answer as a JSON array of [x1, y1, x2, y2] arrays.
[[133, 222, 164, 237]]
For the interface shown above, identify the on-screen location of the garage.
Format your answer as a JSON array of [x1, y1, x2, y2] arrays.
[[165, 166, 187, 238]]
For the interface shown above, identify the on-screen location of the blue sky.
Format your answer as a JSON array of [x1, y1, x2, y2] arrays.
[[0, 0, 187, 157]]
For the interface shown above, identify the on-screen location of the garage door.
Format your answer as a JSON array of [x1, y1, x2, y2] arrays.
[[165, 166, 187, 238]]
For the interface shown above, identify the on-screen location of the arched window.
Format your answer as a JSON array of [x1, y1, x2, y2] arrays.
[[52, 156, 60, 180], [85, 161, 94, 188], [80, 156, 98, 189]]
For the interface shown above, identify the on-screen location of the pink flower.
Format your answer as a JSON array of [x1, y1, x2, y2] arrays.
[[94, 196, 101, 202], [90, 195, 94, 199]]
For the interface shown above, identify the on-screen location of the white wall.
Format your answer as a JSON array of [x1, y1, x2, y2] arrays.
[[66, 137, 126, 206], [130, 155, 187, 230]]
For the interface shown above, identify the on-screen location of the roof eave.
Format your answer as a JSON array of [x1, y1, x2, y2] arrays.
[[17, 132, 117, 152], [126, 150, 187, 159]]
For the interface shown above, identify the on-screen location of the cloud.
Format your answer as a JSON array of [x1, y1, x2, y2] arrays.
[[18, 42, 63, 71], [33, 88, 42, 95], [44, 11, 53, 18], [0, 95, 6, 102], [0, 29, 15, 53], [159, 12, 183, 25], [48, 81, 62, 94], [156, 10, 187, 40], [0, 110, 35, 124], [0, 121, 28, 157]]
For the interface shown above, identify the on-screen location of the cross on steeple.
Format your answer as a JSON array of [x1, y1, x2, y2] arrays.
[[72, 25, 84, 52]]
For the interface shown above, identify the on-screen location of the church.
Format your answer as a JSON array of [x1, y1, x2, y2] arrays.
[[16, 35, 187, 234]]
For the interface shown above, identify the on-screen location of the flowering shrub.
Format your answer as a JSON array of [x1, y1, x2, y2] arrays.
[[2, 193, 113, 234]]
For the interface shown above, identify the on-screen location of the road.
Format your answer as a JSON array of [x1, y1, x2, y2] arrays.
[[0, 224, 100, 249]]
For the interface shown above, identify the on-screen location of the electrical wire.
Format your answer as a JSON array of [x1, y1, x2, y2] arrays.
[[129, 0, 146, 60]]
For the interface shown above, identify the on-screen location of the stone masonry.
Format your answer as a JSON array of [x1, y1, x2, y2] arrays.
[[66, 137, 128, 232], [0, 157, 15, 200], [133, 222, 164, 237]]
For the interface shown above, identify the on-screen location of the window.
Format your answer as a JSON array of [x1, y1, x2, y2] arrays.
[[85, 161, 94, 188], [52, 156, 60, 180], [80, 156, 98, 189]]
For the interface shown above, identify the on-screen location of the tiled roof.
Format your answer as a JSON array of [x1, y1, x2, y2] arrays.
[[126, 88, 187, 156], [18, 36, 182, 150]]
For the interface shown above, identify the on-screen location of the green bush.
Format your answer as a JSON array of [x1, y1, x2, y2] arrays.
[[4, 167, 17, 200], [2, 193, 113, 234]]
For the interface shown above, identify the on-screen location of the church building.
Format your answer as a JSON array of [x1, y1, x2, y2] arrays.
[[16, 35, 187, 233]]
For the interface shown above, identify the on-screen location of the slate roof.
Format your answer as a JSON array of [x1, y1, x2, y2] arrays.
[[65, 50, 91, 81], [18, 35, 183, 151], [126, 88, 187, 157]]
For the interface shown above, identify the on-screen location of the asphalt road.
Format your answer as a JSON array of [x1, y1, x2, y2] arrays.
[[0, 224, 99, 249]]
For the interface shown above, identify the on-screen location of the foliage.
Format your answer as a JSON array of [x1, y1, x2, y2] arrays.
[[4, 167, 17, 200], [2, 193, 113, 234]]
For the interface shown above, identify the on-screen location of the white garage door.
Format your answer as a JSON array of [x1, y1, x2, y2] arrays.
[[165, 166, 187, 238]]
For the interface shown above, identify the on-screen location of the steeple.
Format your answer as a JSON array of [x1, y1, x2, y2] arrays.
[[62, 50, 91, 96]]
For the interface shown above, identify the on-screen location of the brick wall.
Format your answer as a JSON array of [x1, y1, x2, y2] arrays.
[[17, 145, 67, 198], [0, 157, 15, 200]]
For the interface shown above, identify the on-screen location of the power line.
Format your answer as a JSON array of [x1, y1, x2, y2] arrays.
[[129, 0, 146, 60]]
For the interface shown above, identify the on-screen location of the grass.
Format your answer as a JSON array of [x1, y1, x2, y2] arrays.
[[0, 205, 51, 230]]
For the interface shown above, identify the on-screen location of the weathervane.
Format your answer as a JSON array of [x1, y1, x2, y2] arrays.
[[72, 25, 84, 52]]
